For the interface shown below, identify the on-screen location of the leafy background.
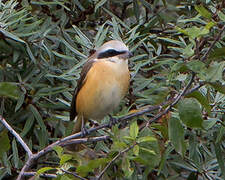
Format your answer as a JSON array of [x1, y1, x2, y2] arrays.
[[0, 0, 225, 179]]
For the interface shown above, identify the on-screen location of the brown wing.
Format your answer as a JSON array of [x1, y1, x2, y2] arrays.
[[70, 59, 96, 121]]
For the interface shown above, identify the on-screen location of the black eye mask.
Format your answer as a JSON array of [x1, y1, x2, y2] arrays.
[[97, 49, 127, 59]]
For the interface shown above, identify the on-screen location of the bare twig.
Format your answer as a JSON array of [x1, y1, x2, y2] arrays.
[[201, 24, 225, 62], [17, 136, 110, 180], [146, 73, 195, 126], [0, 115, 33, 157], [61, 169, 87, 180], [96, 143, 136, 180], [23, 172, 57, 178]]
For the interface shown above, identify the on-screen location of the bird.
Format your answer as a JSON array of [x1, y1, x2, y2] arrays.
[[69, 40, 132, 139]]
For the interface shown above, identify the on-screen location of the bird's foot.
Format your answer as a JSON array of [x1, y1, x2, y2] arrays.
[[81, 126, 89, 137], [108, 115, 118, 128]]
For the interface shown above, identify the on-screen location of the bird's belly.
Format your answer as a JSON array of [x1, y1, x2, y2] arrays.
[[90, 85, 122, 120], [76, 60, 129, 121]]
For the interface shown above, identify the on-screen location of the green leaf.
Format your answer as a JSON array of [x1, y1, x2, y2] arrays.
[[182, 44, 194, 58], [209, 47, 225, 60], [15, 93, 25, 112], [60, 154, 72, 166], [77, 158, 109, 176], [186, 60, 206, 73], [20, 115, 35, 137], [171, 62, 188, 73], [140, 147, 156, 155], [133, 145, 139, 156], [168, 117, 186, 155], [133, 0, 140, 22], [72, 25, 93, 49], [216, 126, 225, 143], [194, 5, 211, 19], [29, 104, 47, 131], [0, 29, 36, 63], [122, 157, 133, 178], [95, 0, 107, 12], [12, 139, 19, 168], [202, 118, 218, 130], [214, 144, 225, 179], [218, 11, 225, 22], [186, 91, 211, 114], [205, 62, 225, 82], [53, 145, 63, 158], [130, 121, 139, 139], [158, 145, 173, 175], [37, 167, 55, 175], [208, 81, 225, 94], [178, 98, 203, 128], [0, 131, 10, 159], [137, 136, 157, 143], [0, 82, 20, 99], [157, 37, 184, 46]]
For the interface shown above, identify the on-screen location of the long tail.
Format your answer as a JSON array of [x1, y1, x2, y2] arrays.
[[66, 115, 86, 151]]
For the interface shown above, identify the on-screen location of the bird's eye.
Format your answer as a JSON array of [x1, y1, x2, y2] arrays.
[[98, 49, 127, 59]]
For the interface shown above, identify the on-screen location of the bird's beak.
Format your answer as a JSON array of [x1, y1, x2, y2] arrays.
[[128, 51, 133, 58]]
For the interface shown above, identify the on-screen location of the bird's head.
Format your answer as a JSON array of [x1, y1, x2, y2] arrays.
[[96, 40, 132, 60]]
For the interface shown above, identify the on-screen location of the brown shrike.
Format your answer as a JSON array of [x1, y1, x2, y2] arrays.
[[70, 40, 131, 138]]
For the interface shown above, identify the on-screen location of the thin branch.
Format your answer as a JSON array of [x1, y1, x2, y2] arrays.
[[17, 136, 110, 180], [61, 169, 87, 180], [13, 81, 204, 180], [16, 82, 204, 180], [0, 115, 33, 157], [142, 73, 195, 129], [23, 172, 57, 178], [201, 24, 225, 62], [96, 143, 136, 180]]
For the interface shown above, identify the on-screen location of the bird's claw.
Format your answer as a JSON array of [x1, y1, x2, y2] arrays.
[[108, 115, 118, 128], [81, 126, 89, 137]]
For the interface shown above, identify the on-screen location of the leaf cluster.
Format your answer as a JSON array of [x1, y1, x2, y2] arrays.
[[0, 0, 225, 179]]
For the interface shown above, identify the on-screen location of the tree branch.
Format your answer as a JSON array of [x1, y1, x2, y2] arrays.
[[96, 143, 136, 180], [17, 136, 110, 180], [23, 172, 57, 178], [201, 24, 225, 62], [61, 169, 87, 180], [0, 115, 32, 157]]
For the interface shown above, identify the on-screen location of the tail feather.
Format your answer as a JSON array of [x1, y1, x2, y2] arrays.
[[66, 115, 87, 152]]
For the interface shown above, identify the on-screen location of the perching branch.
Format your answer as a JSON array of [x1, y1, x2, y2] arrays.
[[1, 82, 203, 180], [17, 136, 110, 180], [96, 143, 136, 180], [0, 115, 32, 157], [61, 169, 87, 180], [23, 172, 57, 178], [0, 79, 205, 180]]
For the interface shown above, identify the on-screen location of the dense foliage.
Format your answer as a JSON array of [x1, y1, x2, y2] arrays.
[[0, 0, 225, 179]]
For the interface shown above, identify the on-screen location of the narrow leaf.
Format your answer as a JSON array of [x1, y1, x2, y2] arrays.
[[0, 82, 20, 99], [130, 121, 139, 139], [0, 131, 10, 159], [178, 98, 203, 128], [137, 136, 157, 143], [168, 117, 186, 155], [186, 91, 211, 114], [133, 145, 139, 156], [194, 5, 211, 19], [37, 167, 55, 175]]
